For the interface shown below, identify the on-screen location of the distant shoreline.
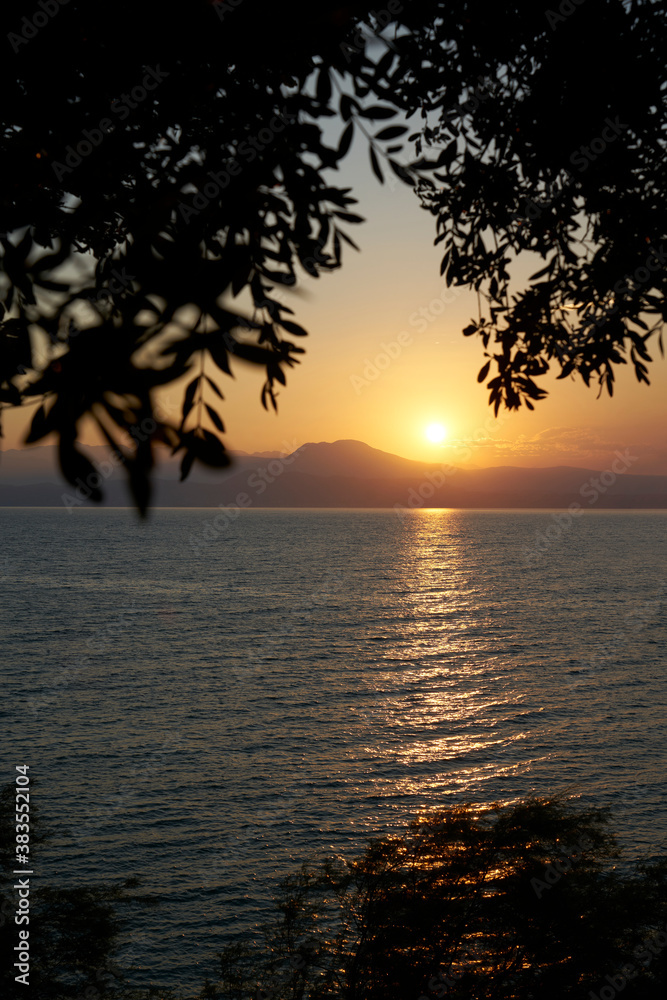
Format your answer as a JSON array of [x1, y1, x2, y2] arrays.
[[2, 439, 665, 510], [1, 504, 666, 512]]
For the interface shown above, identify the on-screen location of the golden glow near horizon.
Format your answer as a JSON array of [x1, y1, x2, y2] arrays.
[[1, 141, 666, 475], [425, 422, 448, 444]]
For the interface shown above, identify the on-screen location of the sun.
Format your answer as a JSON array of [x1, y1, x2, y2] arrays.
[[425, 422, 447, 444]]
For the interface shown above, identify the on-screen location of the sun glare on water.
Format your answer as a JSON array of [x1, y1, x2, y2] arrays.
[[425, 422, 447, 444]]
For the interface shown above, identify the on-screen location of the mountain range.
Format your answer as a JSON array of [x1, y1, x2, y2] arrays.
[[0, 439, 665, 509]]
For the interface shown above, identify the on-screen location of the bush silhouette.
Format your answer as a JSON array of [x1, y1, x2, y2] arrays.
[[212, 797, 667, 1000]]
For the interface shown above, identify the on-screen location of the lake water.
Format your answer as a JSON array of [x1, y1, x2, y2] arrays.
[[2, 507, 666, 991]]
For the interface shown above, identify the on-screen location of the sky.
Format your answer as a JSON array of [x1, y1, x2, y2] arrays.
[[166, 130, 666, 475], [3, 127, 666, 476]]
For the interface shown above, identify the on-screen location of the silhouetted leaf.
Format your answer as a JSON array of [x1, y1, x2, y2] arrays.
[[388, 159, 412, 184], [339, 94, 358, 121], [436, 140, 458, 167], [181, 376, 199, 424], [477, 360, 491, 382], [25, 405, 45, 442], [128, 458, 151, 517], [58, 438, 103, 502], [358, 106, 396, 119], [205, 404, 225, 432], [338, 230, 360, 250], [209, 341, 232, 375], [280, 320, 308, 337], [191, 430, 230, 468], [180, 450, 195, 482], [375, 47, 395, 81], [337, 121, 354, 161], [0, 382, 21, 405], [333, 211, 364, 224], [375, 125, 408, 141], [369, 147, 383, 183], [225, 342, 274, 365], [205, 375, 224, 399]]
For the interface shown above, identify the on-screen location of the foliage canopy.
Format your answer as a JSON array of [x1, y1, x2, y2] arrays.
[[1, 0, 665, 508]]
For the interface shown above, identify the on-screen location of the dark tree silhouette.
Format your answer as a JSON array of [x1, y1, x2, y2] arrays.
[[213, 797, 667, 1000], [0, 0, 665, 508]]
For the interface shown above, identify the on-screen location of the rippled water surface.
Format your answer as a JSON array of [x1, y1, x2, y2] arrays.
[[2, 507, 666, 989]]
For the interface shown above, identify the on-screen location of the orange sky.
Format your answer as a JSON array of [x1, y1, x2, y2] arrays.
[[3, 133, 666, 475]]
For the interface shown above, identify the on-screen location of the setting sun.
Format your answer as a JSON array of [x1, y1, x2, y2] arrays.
[[425, 422, 447, 444]]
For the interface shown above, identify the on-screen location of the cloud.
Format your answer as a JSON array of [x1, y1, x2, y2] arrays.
[[501, 426, 628, 460], [451, 425, 665, 474]]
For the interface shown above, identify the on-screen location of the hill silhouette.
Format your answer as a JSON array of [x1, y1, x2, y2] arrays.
[[1, 440, 665, 509]]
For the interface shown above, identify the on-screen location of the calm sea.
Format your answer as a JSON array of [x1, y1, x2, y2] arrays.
[[2, 508, 666, 991]]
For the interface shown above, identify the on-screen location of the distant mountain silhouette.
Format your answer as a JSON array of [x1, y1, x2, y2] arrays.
[[1, 439, 665, 508], [287, 439, 430, 479]]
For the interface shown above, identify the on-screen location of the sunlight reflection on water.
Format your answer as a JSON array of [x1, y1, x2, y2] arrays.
[[2, 507, 665, 987]]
